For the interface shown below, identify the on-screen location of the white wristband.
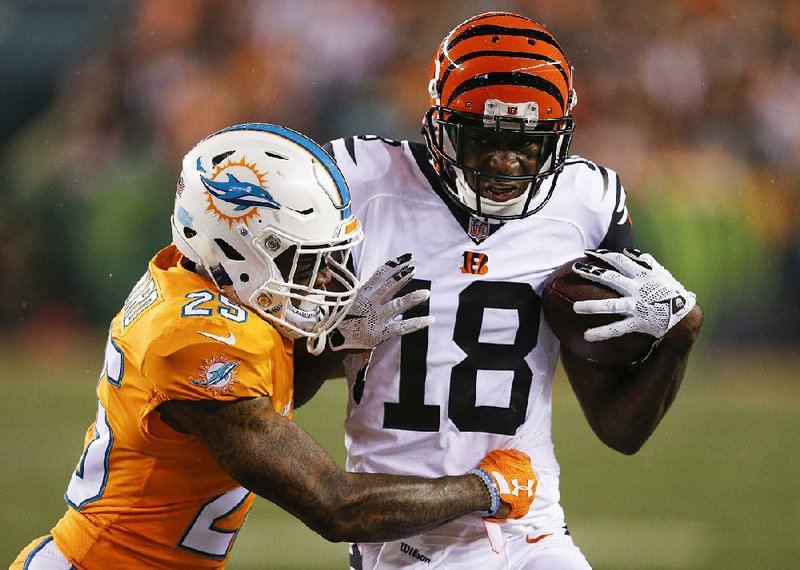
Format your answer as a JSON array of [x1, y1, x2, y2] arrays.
[[468, 467, 500, 517]]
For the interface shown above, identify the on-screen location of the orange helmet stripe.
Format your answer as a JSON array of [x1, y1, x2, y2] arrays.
[[444, 69, 568, 109], [437, 50, 569, 93], [441, 23, 564, 55], [432, 13, 573, 117]]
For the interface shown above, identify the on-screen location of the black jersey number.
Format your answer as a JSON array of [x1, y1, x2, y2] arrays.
[[383, 280, 540, 435]]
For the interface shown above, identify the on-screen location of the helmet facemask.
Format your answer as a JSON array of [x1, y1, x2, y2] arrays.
[[424, 103, 574, 219], [246, 225, 361, 353]]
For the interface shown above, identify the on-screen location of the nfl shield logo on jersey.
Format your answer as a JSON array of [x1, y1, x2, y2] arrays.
[[468, 216, 489, 241]]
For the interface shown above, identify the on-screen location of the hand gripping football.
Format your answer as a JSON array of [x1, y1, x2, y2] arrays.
[[542, 256, 656, 364]]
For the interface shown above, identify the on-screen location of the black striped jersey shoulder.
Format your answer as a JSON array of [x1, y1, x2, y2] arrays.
[[323, 135, 406, 178], [323, 136, 442, 208], [548, 156, 632, 250]]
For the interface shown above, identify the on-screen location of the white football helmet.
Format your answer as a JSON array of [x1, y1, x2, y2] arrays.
[[171, 123, 363, 354]]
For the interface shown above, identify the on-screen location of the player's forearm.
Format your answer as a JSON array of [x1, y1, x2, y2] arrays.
[[631, 307, 702, 413], [284, 472, 489, 543], [205, 397, 492, 542], [606, 304, 702, 452], [233, 436, 490, 543], [596, 349, 690, 454], [566, 305, 703, 454]]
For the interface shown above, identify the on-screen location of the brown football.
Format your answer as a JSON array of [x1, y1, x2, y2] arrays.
[[542, 256, 655, 365]]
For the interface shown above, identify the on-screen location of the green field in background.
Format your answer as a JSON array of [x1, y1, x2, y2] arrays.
[[2, 343, 798, 569]]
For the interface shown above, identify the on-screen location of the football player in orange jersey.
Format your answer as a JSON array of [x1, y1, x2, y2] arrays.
[[294, 12, 704, 569], [11, 123, 540, 569]]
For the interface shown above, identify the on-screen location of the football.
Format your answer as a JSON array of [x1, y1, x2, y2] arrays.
[[541, 256, 655, 365]]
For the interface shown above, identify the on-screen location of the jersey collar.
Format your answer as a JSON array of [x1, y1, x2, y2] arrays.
[[409, 142, 505, 245]]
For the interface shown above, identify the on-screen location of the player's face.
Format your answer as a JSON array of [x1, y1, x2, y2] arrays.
[[274, 248, 332, 289], [459, 129, 543, 202], [292, 254, 332, 288]]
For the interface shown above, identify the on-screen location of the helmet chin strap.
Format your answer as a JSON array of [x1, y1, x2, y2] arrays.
[[264, 294, 332, 355], [452, 169, 533, 218]]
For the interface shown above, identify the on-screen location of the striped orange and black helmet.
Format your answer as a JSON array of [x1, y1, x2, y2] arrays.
[[423, 12, 577, 219]]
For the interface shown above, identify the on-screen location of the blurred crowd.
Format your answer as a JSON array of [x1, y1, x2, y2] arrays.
[[1, 0, 798, 349]]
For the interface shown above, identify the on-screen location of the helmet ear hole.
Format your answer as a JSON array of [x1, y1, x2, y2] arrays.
[[183, 227, 197, 238], [273, 245, 298, 281], [214, 238, 246, 261]]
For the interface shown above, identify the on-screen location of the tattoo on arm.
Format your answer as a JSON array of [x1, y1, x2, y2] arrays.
[[158, 397, 489, 542]]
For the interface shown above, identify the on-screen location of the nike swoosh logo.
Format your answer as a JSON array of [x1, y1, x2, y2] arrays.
[[197, 331, 236, 345], [526, 533, 552, 544]]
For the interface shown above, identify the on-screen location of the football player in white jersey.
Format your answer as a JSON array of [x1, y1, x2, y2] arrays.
[[295, 12, 703, 569]]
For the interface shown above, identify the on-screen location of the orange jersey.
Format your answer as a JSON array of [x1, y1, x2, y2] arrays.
[[24, 245, 294, 568]]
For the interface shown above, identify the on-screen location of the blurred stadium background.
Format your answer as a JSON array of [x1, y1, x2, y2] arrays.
[[1, 0, 798, 568]]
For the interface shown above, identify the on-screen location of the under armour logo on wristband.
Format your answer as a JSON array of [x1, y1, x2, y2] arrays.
[[513, 479, 535, 497]]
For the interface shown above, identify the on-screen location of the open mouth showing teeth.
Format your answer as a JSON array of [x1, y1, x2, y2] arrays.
[[482, 185, 521, 201]]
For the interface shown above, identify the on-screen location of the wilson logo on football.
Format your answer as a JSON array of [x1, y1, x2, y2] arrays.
[[460, 251, 489, 275]]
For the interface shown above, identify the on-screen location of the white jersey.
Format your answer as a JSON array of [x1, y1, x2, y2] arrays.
[[326, 136, 631, 544]]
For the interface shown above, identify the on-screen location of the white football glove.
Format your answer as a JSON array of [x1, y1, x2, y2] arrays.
[[328, 253, 434, 351], [572, 248, 697, 342]]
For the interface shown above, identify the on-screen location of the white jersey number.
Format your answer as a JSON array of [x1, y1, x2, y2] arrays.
[[65, 400, 113, 509], [179, 486, 251, 559], [182, 291, 248, 323], [65, 331, 124, 509], [384, 280, 540, 435]]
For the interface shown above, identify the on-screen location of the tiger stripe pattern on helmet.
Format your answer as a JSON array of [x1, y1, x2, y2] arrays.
[[422, 12, 579, 220], [429, 12, 575, 119]]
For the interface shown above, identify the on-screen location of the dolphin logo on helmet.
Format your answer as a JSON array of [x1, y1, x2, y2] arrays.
[[200, 171, 282, 211]]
